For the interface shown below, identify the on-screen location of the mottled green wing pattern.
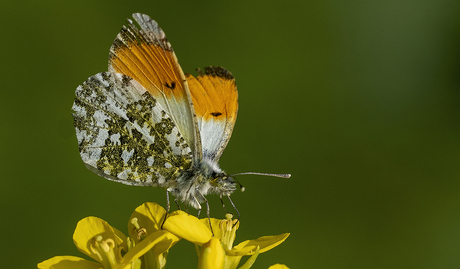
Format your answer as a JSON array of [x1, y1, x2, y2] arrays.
[[72, 72, 192, 187]]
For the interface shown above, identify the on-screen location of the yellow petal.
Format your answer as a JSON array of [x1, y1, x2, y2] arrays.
[[199, 218, 225, 240], [198, 238, 225, 269], [37, 256, 101, 269], [128, 202, 167, 241], [228, 233, 290, 256], [237, 246, 260, 269], [200, 214, 240, 242], [163, 210, 212, 245], [151, 231, 180, 256], [223, 255, 242, 269], [73, 217, 124, 262], [268, 264, 290, 269], [136, 229, 180, 269], [118, 230, 170, 267]]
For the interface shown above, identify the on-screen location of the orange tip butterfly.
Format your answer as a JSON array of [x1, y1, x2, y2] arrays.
[[72, 13, 290, 215]]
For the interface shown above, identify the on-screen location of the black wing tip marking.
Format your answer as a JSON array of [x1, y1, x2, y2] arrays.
[[198, 66, 234, 81], [130, 13, 172, 51], [109, 12, 173, 62]]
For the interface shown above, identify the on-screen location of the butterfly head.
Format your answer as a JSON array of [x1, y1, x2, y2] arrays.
[[210, 173, 237, 195]]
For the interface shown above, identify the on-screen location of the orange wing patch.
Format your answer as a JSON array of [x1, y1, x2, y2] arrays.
[[107, 14, 201, 157], [109, 29, 185, 101], [187, 66, 238, 122], [187, 66, 238, 161]]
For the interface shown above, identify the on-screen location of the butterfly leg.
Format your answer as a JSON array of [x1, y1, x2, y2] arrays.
[[227, 194, 240, 227], [204, 197, 213, 236], [195, 182, 206, 218], [196, 193, 213, 236], [162, 190, 171, 230], [166, 190, 171, 212], [174, 197, 181, 211], [183, 200, 189, 213], [219, 195, 230, 214]]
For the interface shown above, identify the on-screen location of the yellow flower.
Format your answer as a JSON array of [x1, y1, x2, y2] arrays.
[[38, 203, 180, 269], [38, 202, 289, 269], [128, 202, 180, 269], [165, 212, 289, 269], [210, 214, 289, 269], [268, 264, 290, 269]]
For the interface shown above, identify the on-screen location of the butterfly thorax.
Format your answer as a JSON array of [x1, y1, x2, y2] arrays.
[[168, 159, 237, 209]]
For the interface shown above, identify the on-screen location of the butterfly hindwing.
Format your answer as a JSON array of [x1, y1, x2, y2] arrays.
[[186, 66, 238, 162], [72, 72, 192, 187], [108, 13, 202, 160]]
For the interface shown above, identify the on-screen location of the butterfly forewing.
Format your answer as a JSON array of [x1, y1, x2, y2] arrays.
[[72, 72, 192, 187], [108, 13, 202, 159]]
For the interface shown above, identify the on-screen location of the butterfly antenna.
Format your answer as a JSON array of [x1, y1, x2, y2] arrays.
[[232, 176, 245, 192], [230, 172, 291, 178], [231, 172, 291, 192]]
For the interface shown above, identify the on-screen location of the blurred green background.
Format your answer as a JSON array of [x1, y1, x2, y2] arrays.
[[1, 0, 460, 268]]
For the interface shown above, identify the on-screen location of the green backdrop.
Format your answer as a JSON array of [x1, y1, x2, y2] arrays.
[[1, 1, 460, 268]]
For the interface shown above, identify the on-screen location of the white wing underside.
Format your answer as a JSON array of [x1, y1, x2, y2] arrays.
[[72, 72, 192, 187], [197, 117, 232, 161]]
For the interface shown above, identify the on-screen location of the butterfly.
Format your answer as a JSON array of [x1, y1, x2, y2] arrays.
[[72, 13, 290, 214]]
